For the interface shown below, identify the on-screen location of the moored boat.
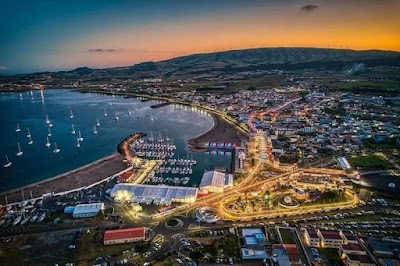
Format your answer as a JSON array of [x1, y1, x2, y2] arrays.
[[3, 154, 12, 168]]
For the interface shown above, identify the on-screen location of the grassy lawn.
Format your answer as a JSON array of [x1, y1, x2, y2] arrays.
[[279, 228, 296, 244], [302, 194, 352, 207], [348, 154, 393, 169], [318, 248, 341, 265]]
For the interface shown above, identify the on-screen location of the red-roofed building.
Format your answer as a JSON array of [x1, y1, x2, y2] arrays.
[[284, 244, 301, 264], [318, 230, 344, 248], [118, 171, 133, 182], [104, 227, 146, 245]]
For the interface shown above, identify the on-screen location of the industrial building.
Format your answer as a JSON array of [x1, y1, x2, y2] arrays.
[[240, 228, 268, 260], [110, 184, 198, 205], [104, 227, 146, 245], [199, 170, 233, 193], [72, 203, 105, 218]]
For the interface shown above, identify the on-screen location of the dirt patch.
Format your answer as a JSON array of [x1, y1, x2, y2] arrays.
[[0, 153, 126, 204]]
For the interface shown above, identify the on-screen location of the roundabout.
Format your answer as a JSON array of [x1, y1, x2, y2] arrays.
[[195, 207, 220, 223], [165, 218, 184, 230], [277, 195, 300, 208]]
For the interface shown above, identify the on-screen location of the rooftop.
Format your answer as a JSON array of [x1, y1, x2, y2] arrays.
[[347, 254, 374, 264], [110, 183, 198, 204], [319, 230, 343, 240], [73, 203, 104, 215], [199, 170, 233, 189], [104, 227, 145, 242], [341, 243, 365, 252]]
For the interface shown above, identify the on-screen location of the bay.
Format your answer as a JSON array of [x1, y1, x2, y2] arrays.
[[0, 89, 231, 192]]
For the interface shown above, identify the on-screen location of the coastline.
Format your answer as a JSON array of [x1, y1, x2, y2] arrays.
[[78, 88, 248, 152], [0, 153, 125, 205], [0, 88, 247, 204]]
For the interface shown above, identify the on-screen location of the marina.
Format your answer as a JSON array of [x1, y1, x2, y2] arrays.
[[0, 89, 231, 193]]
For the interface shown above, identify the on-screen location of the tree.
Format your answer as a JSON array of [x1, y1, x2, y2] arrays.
[[190, 251, 203, 263]]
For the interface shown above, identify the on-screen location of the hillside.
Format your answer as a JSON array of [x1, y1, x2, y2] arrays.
[[156, 47, 400, 75]]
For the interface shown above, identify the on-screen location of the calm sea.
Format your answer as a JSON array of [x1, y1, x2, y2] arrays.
[[0, 89, 231, 192]]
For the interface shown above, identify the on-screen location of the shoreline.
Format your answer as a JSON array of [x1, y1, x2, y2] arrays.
[[0, 153, 125, 205], [0, 88, 247, 204], [78, 88, 248, 152]]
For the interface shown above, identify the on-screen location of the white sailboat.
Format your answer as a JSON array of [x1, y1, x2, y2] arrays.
[[19, 93, 23, 99], [26, 128, 31, 138], [28, 135, 33, 145], [45, 114, 50, 124], [104, 108, 108, 117], [16, 143, 23, 156], [71, 124, 76, 135], [93, 125, 98, 135], [69, 109, 74, 119], [150, 115, 154, 121], [47, 127, 52, 137], [53, 142, 60, 153], [127, 109, 131, 115], [96, 118, 100, 127], [114, 111, 119, 121], [76, 138, 80, 148], [16, 123, 21, 132], [45, 136, 51, 148], [78, 130, 83, 142], [3, 154, 12, 168]]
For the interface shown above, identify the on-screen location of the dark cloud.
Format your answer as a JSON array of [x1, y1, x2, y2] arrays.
[[300, 4, 319, 12], [88, 48, 116, 53], [0, 66, 7, 70]]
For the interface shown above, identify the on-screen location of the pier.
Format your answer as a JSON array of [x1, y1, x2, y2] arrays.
[[150, 102, 170, 108]]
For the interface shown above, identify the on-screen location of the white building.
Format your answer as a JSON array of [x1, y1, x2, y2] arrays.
[[110, 184, 198, 205], [72, 203, 105, 218], [199, 170, 233, 193]]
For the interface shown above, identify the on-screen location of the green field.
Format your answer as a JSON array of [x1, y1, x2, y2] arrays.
[[332, 80, 400, 90], [348, 154, 393, 169], [318, 248, 341, 265], [279, 228, 296, 244]]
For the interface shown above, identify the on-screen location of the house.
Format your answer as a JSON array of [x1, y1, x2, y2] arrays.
[[345, 254, 376, 266], [304, 229, 320, 247], [318, 230, 344, 248], [340, 243, 367, 259], [104, 227, 146, 245], [340, 231, 359, 244]]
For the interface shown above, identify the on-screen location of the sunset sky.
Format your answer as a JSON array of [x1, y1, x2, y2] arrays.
[[1, 0, 399, 73]]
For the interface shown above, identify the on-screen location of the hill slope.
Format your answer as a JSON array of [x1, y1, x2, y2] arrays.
[[155, 47, 400, 75]]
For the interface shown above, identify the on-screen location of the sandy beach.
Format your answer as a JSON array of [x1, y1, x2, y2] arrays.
[[0, 153, 125, 205], [187, 112, 247, 152]]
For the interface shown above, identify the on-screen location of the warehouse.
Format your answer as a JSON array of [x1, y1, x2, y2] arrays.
[[199, 170, 233, 193], [104, 227, 146, 245], [72, 203, 105, 218], [110, 184, 198, 205]]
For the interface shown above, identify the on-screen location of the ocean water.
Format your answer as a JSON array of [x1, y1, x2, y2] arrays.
[[0, 89, 231, 192]]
